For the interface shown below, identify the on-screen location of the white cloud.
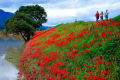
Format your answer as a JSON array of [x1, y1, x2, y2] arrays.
[[0, 7, 16, 13], [42, 1, 120, 25], [46, 9, 77, 18], [0, 0, 120, 26], [44, 1, 120, 18]]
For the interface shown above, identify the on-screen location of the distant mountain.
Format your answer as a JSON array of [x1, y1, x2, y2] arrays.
[[0, 9, 52, 30], [39, 26, 53, 30], [0, 9, 14, 29]]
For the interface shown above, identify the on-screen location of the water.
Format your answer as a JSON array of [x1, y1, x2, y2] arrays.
[[0, 38, 23, 80]]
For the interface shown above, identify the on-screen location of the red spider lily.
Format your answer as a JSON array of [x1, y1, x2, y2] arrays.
[[57, 40, 67, 47], [116, 31, 119, 33], [98, 60, 104, 65], [76, 71, 80, 73], [107, 62, 113, 65], [69, 31, 76, 36], [81, 68, 85, 70], [50, 33, 61, 39], [71, 50, 78, 54], [107, 38, 110, 40], [94, 64, 99, 70], [98, 43, 102, 46], [94, 57, 104, 64], [69, 75, 78, 80], [87, 44, 90, 47], [101, 31, 106, 37], [102, 70, 109, 76], [84, 43, 87, 46], [85, 49, 91, 53], [83, 63, 86, 65], [106, 66, 109, 69], [18, 20, 120, 80], [86, 65, 91, 68]]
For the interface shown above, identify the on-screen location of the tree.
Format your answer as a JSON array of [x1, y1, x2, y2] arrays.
[[16, 5, 47, 28], [5, 5, 47, 41], [5, 13, 37, 41]]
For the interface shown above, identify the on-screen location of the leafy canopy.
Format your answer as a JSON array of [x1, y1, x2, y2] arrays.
[[16, 5, 47, 27], [5, 5, 47, 41], [5, 13, 36, 41]]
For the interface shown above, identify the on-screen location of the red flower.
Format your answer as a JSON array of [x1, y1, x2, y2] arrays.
[[107, 62, 113, 65], [98, 43, 102, 46], [71, 50, 78, 54], [88, 72, 92, 75], [87, 44, 90, 47], [86, 65, 91, 68], [99, 74, 106, 80], [85, 49, 90, 53], [101, 31, 106, 37], [81, 68, 85, 70], [107, 38, 110, 40], [82, 63, 86, 65], [116, 31, 119, 33], [98, 60, 104, 64], [84, 43, 87, 46], [106, 66, 109, 69]]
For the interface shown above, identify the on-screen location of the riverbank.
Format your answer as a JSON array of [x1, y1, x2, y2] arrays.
[[0, 38, 23, 80], [0, 33, 24, 67], [0, 32, 24, 41], [5, 44, 25, 67]]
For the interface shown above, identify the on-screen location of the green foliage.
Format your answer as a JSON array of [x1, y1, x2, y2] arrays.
[[5, 5, 47, 41], [5, 13, 36, 41], [110, 15, 120, 22], [77, 21, 86, 25], [16, 5, 47, 27]]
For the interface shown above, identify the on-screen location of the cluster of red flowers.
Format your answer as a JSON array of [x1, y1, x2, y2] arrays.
[[0, 32, 3, 35], [18, 20, 120, 80], [0, 32, 17, 36]]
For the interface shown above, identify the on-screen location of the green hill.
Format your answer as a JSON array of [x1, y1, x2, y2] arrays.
[[18, 20, 120, 80], [110, 15, 120, 22]]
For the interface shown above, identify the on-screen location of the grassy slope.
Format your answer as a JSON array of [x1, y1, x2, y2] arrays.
[[110, 15, 120, 22], [18, 20, 120, 80]]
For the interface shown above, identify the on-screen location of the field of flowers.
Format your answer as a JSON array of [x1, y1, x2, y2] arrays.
[[18, 20, 120, 80]]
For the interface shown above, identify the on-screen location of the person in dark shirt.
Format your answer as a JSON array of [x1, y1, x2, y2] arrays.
[[100, 11, 103, 20]]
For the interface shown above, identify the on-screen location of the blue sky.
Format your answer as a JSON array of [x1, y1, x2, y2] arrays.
[[0, 0, 120, 26]]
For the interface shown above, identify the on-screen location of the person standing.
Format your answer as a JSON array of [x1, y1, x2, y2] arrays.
[[95, 11, 99, 22], [100, 11, 103, 20], [105, 10, 109, 20], [75, 19, 77, 22]]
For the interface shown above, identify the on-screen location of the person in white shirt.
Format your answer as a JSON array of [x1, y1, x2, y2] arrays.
[[105, 10, 109, 20]]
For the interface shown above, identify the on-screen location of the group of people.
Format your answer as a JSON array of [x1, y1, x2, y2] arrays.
[[95, 10, 109, 21]]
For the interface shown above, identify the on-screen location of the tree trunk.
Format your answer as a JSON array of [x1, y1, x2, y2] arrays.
[[26, 34, 30, 41], [20, 32, 27, 42]]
